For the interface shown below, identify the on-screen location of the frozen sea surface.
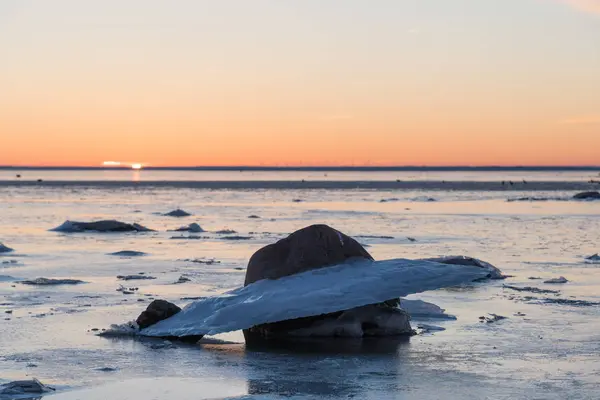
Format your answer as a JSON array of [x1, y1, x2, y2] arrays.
[[1, 173, 600, 399]]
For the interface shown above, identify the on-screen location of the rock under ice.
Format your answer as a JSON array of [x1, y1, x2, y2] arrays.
[[51, 220, 153, 233], [0, 242, 13, 253], [139, 257, 491, 338]]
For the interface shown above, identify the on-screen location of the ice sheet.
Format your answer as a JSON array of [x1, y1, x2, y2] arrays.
[[140, 258, 490, 337]]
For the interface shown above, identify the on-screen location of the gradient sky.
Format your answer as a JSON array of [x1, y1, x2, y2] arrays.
[[1, 0, 599, 166]]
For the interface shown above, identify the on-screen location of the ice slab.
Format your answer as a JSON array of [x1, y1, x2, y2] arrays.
[[140, 258, 490, 337]]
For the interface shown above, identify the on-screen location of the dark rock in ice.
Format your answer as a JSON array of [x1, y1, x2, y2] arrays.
[[573, 191, 600, 200], [538, 298, 600, 306], [528, 276, 542, 280], [585, 253, 600, 262], [506, 196, 564, 202], [0, 242, 14, 253], [117, 275, 156, 281], [407, 237, 417, 242], [170, 235, 206, 240], [291, 199, 303, 203], [482, 314, 507, 323], [164, 209, 192, 217], [174, 275, 191, 284], [355, 235, 395, 240], [116, 285, 139, 294], [243, 224, 407, 339], [108, 250, 147, 257], [171, 223, 204, 233], [411, 196, 437, 202], [0, 378, 55, 395], [420, 256, 507, 280], [136, 300, 203, 343], [544, 276, 568, 284], [51, 220, 154, 233], [417, 324, 446, 333], [20, 277, 85, 285], [221, 236, 253, 241], [503, 285, 560, 294], [380, 198, 400, 203], [96, 367, 118, 372], [216, 229, 237, 234], [182, 258, 220, 265], [136, 300, 182, 329], [248, 215, 261, 219]]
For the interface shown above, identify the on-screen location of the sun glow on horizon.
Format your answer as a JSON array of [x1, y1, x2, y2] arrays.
[[1, 1, 599, 167]]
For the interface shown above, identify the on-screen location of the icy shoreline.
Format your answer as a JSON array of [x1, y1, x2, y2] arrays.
[[0, 180, 597, 191]]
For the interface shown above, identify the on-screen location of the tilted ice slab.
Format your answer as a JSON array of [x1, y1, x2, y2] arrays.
[[141, 258, 490, 337]]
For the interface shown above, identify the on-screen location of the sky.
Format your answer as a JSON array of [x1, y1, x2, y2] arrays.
[[0, 0, 599, 167]]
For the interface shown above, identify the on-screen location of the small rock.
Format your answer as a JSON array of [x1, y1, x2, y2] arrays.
[[503, 285, 559, 294], [484, 314, 507, 323], [174, 275, 191, 284], [136, 299, 182, 329], [573, 191, 600, 200], [5, 310, 12, 314], [109, 250, 147, 257], [20, 278, 85, 286], [51, 220, 154, 233], [0, 242, 14, 253], [0, 378, 55, 395], [544, 276, 568, 284], [248, 215, 261, 219], [164, 209, 192, 217], [96, 367, 118, 372], [216, 229, 237, 234], [221, 235, 253, 241], [117, 275, 156, 281]]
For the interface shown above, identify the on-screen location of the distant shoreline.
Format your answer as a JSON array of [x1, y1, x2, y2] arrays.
[[1, 166, 600, 172], [1, 180, 598, 191]]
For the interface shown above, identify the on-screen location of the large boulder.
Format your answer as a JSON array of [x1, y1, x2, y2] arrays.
[[243, 224, 410, 340], [573, 191, 600, 200], [245, 224, 373, 285], [51, 220, 154, 233]]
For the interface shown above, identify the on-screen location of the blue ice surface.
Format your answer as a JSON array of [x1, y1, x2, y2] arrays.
[[141, 258, 490, 337]]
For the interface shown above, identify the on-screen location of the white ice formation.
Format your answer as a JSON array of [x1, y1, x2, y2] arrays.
[[140, 257, 491, 338]]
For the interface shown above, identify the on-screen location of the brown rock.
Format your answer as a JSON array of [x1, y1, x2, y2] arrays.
[[243, 224, 406, 339], [136, 300, 182, 329], [244, 224, 373, 285]]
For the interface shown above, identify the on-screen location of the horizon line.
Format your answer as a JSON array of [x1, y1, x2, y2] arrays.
[[1, 165, 600, 171]]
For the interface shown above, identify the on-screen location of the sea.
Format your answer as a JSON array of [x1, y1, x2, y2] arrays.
[[1, 168, 599, 399]]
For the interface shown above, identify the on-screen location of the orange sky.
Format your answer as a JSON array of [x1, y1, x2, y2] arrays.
[[1, 0, 599, 166]]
